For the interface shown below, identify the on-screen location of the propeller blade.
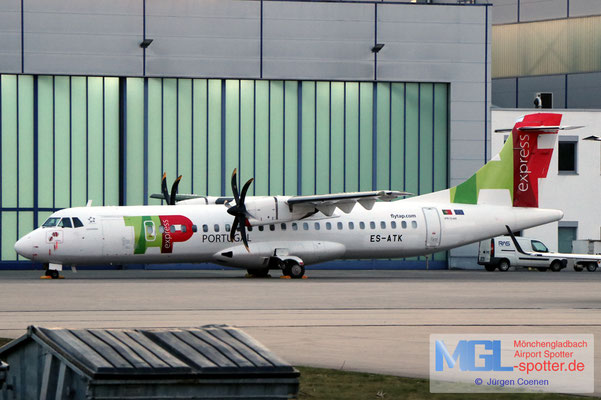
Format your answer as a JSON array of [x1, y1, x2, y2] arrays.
[[161, 172, 169, 204], [239, 178, 254, 206], [170, 175, 182, 205], [231, 168, 240, 205], [227, 168, 253, 252], [240, 222, 250, 252], [230, 216, 239, 243]]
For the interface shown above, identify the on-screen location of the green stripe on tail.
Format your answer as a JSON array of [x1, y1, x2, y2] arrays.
[[450, 133, 514, 204]]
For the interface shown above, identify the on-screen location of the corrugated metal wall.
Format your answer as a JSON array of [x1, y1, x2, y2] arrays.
[[492, 15, 601, 78], [491, 0, 601, 25], [0, 75, 449, 263]]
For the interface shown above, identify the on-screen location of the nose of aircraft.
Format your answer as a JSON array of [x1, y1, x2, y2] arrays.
[[14, 235, 33, 259]]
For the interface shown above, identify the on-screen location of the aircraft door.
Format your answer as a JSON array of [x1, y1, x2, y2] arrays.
[[102, 218, 134, 256], [422, 207, 441, 248]]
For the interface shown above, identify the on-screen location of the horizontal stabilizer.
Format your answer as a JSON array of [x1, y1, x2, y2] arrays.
[[495, 125, 583, 133]]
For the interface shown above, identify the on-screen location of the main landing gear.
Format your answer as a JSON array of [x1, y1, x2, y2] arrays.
[[281, 260, 305, 280], [246, 268, 271, 278]]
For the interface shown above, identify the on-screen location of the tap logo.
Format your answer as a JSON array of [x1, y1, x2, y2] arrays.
[[124, 215, 194, 254], [435, 340, 513, 372]]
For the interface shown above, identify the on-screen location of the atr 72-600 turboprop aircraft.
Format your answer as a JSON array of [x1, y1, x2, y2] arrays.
[[15, 113, 570, 279]]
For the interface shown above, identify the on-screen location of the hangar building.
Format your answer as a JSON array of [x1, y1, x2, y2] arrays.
[[491, 0, 601, 109], [0, 0, 491, 270]]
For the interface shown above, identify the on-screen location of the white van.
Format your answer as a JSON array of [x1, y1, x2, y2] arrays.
[[478, 236, 567, 272]]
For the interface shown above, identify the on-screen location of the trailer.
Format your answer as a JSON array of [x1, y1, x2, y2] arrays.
[[570, 240, 601, 271]]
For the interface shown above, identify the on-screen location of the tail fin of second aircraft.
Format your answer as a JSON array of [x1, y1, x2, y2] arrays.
[[406, 112, 568, 208], [449, 112, 564, 208]]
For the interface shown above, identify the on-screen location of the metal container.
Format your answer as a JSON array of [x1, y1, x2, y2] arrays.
[[0, 325, 299, 399]]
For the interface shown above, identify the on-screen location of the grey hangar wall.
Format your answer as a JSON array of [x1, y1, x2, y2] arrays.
[[0, 0, 491, 269]]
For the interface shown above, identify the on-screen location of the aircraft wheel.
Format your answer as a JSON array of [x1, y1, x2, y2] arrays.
[[549, 261, 562, 272], [574, 265, 584, 272], [289, 262, 305, 279], [484, 265, 496, 272], [586, 263, 598, 272], [498, 260, 510, 272], [49, 269, 59, 279]]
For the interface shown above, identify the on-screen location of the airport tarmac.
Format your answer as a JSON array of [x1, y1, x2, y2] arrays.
[[1, 268, 600, 394]]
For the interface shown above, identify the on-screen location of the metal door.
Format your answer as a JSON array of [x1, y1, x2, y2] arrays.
[[102, 218, 134, 256], [422, 207, 441, 248]]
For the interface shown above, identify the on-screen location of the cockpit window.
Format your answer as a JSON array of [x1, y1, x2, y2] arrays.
[[72, 217, 84, 228], [531, 240, 549, 253], [58, 218, 72, 228], [42, 217, 60, 227]]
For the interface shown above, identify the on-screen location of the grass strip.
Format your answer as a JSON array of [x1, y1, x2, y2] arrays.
[[296, 366, 593, 400]]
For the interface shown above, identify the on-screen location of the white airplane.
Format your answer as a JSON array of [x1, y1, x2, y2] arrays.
[[15, 113, 569, 279]]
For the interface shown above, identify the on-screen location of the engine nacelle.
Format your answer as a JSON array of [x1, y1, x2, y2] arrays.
[[245, 196, 309, 225]]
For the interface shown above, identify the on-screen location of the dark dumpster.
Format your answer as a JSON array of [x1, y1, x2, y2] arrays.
[[0, 361, 7, 388], [0, 325, 299, 399]]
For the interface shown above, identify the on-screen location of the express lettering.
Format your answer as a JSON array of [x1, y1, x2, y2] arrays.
[[518, 134, 531, 192]]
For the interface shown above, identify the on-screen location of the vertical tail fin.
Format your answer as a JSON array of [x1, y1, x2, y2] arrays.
[[450, 112, 563, 208]]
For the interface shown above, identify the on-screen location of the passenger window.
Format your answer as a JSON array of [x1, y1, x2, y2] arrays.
[[159, 225, 165, 233], [380, 221, 386, 229], [59, 218, 72, 228], [348, 222, 354, 230], [303, 223, 309, 230], [326, 222, 332, 230], [359, 222, 365, 230], [225, 224, 231, 232], [270, 224, 275, 231], [214, 224, 220, 232], [314, 222, 320, 230], [401, 221, 407, 229], [391, 221, 396, 229], [281, 223, 287, 231], [191, 225, 198, 233], [337, 222, 343, 230], [202, 224, 208, 233], [72, 217, 84, 228], [370, 221, 376, 229], [144, 221, 156, 241], [181, 225, 187, 233], [292, 223, 298, 231], [411, 221, 417, 229]]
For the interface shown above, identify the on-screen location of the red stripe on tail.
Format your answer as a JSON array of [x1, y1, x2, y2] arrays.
[[512, 113, 562, 207]]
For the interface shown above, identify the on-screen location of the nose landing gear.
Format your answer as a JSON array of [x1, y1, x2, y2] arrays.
[[41, 263, 63, 280]]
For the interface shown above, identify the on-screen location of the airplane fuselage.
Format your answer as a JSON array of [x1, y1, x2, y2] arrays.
[[15, 200, 562, 269]]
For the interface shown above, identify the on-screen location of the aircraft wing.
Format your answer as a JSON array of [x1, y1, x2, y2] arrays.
[[286, 190, 412, 216], [149, 193, 208, 201]]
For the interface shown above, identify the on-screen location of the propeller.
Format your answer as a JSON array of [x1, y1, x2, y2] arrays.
[[161, 172, 182, 205], [226, 168, 254, 252]]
